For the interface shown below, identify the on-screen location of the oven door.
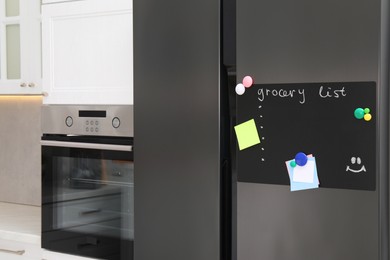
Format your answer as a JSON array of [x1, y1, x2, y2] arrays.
[[41, 136, 133, 260]]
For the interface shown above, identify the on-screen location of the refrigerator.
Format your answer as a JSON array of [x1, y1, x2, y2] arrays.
[[134, 0, 389, 259]]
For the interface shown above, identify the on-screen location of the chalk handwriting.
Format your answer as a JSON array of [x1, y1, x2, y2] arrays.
[[257, 86, 347, 104], [258, 88, 306, 104], [319, 86, 346, 99]]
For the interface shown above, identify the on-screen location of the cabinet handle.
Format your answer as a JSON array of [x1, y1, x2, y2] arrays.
[[28, 82, 35, 88], [0, 248, 25, 255], [20, 82, 26, 87]]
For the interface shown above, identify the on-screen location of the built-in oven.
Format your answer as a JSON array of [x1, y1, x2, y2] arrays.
[[41, 105, 134, 260]]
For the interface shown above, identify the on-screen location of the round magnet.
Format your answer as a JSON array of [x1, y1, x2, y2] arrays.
[[364, 108, 370, 114], [242, 76, 254, 88], [354, 108, 365, 119], [364, 113, 372, 121], [295, 152, 308, 166], [290, 160, 297, 168], [235, 83, 245, 95]]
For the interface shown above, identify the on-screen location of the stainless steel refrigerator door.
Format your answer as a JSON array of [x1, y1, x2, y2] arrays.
[[134, 0, 221, 259], [236, 0, 380, 259]]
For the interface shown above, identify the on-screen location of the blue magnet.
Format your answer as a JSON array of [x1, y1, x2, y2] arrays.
[[295, 152, 308, 166]]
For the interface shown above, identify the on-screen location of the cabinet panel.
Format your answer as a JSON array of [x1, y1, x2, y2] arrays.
[[5, 0, 19, 17], [0, 0, 41, 94], [42, 0, 133, 105], [6, 24, 21, 79]]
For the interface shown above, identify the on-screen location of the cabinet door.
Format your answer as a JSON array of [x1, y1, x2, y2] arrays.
[[0, 0, 41, 94], [0, 239, 42, 259], [42, 0, 133, 105]]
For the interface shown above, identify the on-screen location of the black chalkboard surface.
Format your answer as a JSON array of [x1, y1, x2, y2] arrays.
[[236, 82, 376, 191]]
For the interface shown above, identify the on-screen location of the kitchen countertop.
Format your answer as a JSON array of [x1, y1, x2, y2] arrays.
[[0, 202, 40, 245]]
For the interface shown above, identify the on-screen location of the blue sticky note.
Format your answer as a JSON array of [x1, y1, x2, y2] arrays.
[[285, 157, 319, 192]]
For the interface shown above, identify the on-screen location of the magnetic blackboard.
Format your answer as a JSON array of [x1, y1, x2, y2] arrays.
[[236, 82, 376, 191]]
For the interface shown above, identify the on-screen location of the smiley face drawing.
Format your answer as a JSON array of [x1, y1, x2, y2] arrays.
[[346, 157, 367, 173]]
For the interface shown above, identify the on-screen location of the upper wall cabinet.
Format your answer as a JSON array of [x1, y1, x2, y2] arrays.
[[41, 0, 133, 105], [0, 0, 41, 94]]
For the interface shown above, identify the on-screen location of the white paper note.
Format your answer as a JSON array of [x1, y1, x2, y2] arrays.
[[292, 160, 315, 183]]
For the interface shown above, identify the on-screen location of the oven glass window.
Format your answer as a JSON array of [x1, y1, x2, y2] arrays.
[[42, 146, 133, 260]]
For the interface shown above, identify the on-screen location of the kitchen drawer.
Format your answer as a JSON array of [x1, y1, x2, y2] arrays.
[[43, 233, 120, 259], [0, 238, 41, 259], [55, 194, 121, 229], [42, 0, 86, 4], [42, 249, 97, 260]]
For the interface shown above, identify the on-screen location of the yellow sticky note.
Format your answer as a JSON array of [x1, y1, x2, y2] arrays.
[[234, 119, 261, 150]]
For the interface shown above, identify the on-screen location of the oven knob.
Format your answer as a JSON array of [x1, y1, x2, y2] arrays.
[[65, 116, 73, 127], [112, 117, 120, 128]]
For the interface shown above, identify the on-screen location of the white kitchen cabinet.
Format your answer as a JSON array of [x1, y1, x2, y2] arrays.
[[42, 250, 97, 260], [0, 238, 41, 260], [41, 0, 133, 105], [42, 0, 84, 3], [0, 241, 99, 260], [0, 0, 41, 94], [0, 239, 98, 260]]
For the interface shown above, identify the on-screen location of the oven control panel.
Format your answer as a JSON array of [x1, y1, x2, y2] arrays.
[[42, 105, 133, 137], [84, 119, 100, 133]]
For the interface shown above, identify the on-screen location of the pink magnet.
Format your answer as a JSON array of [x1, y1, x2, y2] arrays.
[[242, 76, 253, 88]]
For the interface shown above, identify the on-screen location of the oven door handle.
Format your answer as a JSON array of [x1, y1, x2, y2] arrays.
[[40, 140, 132, 152]]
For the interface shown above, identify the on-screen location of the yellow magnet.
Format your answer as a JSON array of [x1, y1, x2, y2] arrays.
[[364, 113, 372, 121]]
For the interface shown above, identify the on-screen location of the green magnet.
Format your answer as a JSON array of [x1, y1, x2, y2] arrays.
[[364, 108, 370, 114], [354, 108, 364, 119], [290, 160, 297, 167]]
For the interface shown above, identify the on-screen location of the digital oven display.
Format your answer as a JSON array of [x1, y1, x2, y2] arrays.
[[78, 110, 107, 118]]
